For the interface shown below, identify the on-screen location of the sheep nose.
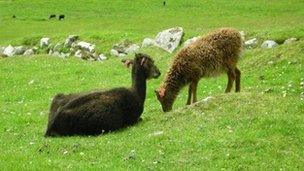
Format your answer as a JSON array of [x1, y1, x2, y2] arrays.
[[155, 71, 161, 78]]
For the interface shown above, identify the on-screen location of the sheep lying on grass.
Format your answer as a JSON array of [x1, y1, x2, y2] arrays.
[[45, 53, 161, 136], [155, 28, 243, 112]]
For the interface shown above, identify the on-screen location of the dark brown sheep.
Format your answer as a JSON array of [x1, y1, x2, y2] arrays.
[[59, 14, 65, 20], [45, 53, 161, 136], [155, 28, 243, 112], [49, 14, 56, 19]]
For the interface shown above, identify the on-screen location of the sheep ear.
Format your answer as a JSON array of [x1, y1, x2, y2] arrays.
[[155, 90, 161, 100], [122, 59, 133, 68], [155, 88, 165, 99], [140, 57, 146, 66], [159, 87, 165, 98]]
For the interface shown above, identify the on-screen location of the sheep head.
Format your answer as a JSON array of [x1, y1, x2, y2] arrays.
[[155, 87, 173, 112]]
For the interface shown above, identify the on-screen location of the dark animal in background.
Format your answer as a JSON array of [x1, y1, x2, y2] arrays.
[[49, 14, 56, 19], [45, 53, 161, 136], [12, 15, 16, 19], [59, 15, 65, 20], [155, 28, 243, 112], [163, 1, 166, 6]]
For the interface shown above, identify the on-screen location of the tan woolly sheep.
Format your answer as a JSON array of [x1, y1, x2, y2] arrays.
[[155, 28, 243, 112]]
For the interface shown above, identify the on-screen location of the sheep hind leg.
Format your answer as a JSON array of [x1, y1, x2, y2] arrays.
[[235, 67, 241, 92], [191, 80, 199, 104], [225, 69, 236, 93], [186, 84, 192, 105]]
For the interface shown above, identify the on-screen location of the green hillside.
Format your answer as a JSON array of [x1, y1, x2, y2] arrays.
[[0, 0, 303, 170]]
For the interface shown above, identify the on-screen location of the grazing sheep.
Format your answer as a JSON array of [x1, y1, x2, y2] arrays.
[[155, 28, 243, 112], [45, 53, 161, 136], [59, 14, 65, 20], [49, 14, 56, 19]]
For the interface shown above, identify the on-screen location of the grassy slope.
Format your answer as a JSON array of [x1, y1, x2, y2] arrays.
[[0, 0, 304, 170]]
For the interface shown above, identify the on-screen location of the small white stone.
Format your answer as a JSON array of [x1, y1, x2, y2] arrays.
[[244, 38, 258, 48], [142, 38, 156, 48], [261, 40, 278, 49], [284, 38, 297, 44], [23, 49, 35, 56], [40, 37, 50, 47], [110, 49, 119, 56], [118, 53, 126, 58], [75, 50, 83, 58], [98, 54, 107, 61], [183, 37, 199, 47], [77, 41, 95, 53], [239, 31, 245, 41], [150, 131, 164, 136]]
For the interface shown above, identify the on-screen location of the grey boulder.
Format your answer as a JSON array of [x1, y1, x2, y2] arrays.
[[3, 45, 16, 57], [154, 27, 184, 53]]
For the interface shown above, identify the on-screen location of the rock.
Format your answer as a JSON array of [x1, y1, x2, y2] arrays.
[[53, 43, 64, 52], [15, 46, 27, 55], [59, 52, 70, 58], [125, 44, 140, 54], [261, 40, 278, 49], [23, 49, 35, 56], [0, 47, 6, 57], [74, 50, 94, 60], [3, 45, 16, 57], [97, 54, 107, 61], [65, 35, 79, 47], [110, 49, 119, 56], [284, 38, 297, 44], [118, 53, 126, 58], [52, 51, 60, 57], [33, 46, 39, 51], [244, 38, 258, 49], [48, 49, 54, 55], [142, 38, 155, 48], [77, 41, 95, 53], [149, 131, 164, 137], [113, 40, 140, 54], [154, 27, 184, 53], [183, 37, 199, 47], [75, 50, 83, 58], [239, 31, 245, 41], [40, 37, 50, 48]]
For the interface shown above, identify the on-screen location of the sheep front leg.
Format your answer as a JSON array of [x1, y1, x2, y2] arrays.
[[191, 80, 199, 104], [225, 69, 236, 93], [186, 84, 192, 105]]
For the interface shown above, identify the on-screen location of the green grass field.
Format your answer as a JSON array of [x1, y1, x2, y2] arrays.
[[0, 0, 304, 170]]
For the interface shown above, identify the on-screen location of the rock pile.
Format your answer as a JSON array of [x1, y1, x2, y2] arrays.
[[0, 29, 300, 61], [110, 40, 140, 57]]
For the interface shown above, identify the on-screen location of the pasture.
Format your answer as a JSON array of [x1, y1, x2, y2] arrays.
[[0, 0, 303, 169]]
